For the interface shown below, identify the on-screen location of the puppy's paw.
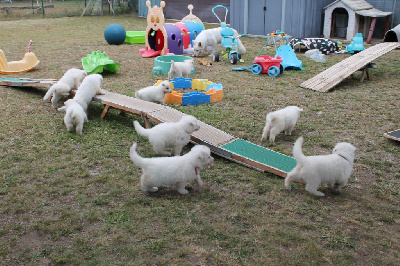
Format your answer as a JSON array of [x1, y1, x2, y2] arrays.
[[178, 188, 189, 195], [285, 185, 291, 192]]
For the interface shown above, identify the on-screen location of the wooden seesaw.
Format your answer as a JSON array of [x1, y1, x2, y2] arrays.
[[0, 78, 297, 178]]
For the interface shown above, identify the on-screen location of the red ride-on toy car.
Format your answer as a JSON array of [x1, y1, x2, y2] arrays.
[[251, 55, 283, 77]]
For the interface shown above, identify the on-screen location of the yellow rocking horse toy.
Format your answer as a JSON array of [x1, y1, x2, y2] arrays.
[[0, 40, 40, 74]]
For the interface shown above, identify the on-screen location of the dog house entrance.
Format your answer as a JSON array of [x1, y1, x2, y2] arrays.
[[331, 8, 348, 38]]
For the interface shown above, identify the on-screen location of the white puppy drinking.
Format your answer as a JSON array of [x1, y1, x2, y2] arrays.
[[192, 27, 246, 57], [285, 137, 356, 197], [43, 68, 87, 108], [135, 81, 171, 104], [57, 99, 88, 135], [130, 142, 214, 195], [133, 115, 200, 156], [261, 106, 303, 143], [73, 74, 105, 112], [168, 59, 194, 80]]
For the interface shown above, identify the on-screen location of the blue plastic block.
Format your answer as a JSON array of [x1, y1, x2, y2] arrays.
[[170, 77, 192, 89], [182, 92, 210, 106], [208, 83, 223, 91]]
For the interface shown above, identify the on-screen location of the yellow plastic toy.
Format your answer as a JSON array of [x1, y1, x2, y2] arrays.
[[0, 40, 40, 74]]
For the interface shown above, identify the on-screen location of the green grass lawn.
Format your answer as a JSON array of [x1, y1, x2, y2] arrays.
[[1, 12, 400, 265]]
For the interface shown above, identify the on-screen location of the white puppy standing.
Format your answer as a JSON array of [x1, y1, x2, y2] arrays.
[[168, 59, 194, 80], [73, 74, 105, 112], [133, 115, 200, 156], [135, 81, 171, 104], [130, 142, 214, 195], [261, 106, 303, 143], [285, 137, 356, 197], [192, 27, 246, 57], [57, 99, 88, 135], [43, 68, 87, 108]]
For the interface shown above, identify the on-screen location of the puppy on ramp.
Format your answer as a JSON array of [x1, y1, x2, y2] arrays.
[[73, 74, 105, 112], [192, 27, 246, 57], [285, 137, 356, 197], [130, 142, 214, 195], [135, 81, 171, 104], [43, 68, 87, 108], [133, 115, 200, 156], [261, 106, 303, 143], [168, 59, 194, 80], [57, 99, 88, 135]]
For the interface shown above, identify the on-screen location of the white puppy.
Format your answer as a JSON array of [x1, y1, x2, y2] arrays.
[[168, 59, 194, 80], [192, 27, 246, 57], [43, 68, 87, 108], [133, 115, 200, 156], [57, 99, 88, 135], [285, 137, 356, 197], [73, 74, 105, 112], [261, 106, 303, 143], [130, 142, 214, 194], [135, 81, 171, 104]]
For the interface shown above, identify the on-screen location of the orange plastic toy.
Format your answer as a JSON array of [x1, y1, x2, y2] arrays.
[[0, 40, 40, 74]]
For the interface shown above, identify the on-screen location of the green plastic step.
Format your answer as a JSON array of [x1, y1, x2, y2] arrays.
[[221, 139, 297, 173]]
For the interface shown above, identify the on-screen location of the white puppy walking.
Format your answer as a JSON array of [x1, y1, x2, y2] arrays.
[[192, 27, 246, 57], [57, 99, 88, 135], [285, 137, 356, 196], [168, 59, 194, 80], [261, 106, 303, 143], [130, 142, 214, 195], [43, 68, 87, 108], [73, 74, 105, 112], [135, 81, 171, 104], [133, 115, 200, 156]]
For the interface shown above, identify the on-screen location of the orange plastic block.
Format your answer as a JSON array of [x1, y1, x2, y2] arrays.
[[164, 90, 183, 105]]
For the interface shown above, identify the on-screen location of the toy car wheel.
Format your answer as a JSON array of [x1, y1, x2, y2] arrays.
[[230, 53, 238, 64], [267, 66, 280, 77], [213, 53, 219, 62], [251, 63, 262, 75], [280, 65, 284, 74]]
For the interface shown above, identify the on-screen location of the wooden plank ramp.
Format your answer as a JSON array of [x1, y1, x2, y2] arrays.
[[1, 78, 297, 177], [300, 42, 400, 92]]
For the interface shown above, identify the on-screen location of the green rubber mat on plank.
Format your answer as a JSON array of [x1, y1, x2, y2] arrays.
[[0, 78, 33, 82], [221, 139, 297, 173], [386, 129, 400, 141]]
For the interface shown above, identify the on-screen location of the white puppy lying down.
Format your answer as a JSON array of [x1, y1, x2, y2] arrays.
[[58, 99, 88, 135], [192, 27, 246, 57], [261, 106, 303, 143], [130, 142, 214, 194], [73, 74, 105, 112], [168, 59, 194, 80], [285, 137, 356, 197], [133, 115, 200, 156], [43, 68, 87, 108], [135, 81, 171, 104]]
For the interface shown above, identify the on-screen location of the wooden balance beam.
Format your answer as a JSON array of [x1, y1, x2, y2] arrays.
[[300, 42, 400, 92], [1, 78, 297, 178]]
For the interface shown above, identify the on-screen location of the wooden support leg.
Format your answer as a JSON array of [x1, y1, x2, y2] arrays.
[[100, 104, 110, 119], [141, 112, 151, 129], [360, 68, 369, 82]]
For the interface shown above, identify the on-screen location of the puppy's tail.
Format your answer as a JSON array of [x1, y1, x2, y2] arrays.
[[43, 83, 58, 100], [133, 120, 149, 138], [129, 142, 145, 167], [292, 136, 306, 166]]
